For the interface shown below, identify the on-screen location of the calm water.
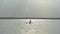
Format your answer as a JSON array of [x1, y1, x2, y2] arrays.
[[0, 19, 60, 34]]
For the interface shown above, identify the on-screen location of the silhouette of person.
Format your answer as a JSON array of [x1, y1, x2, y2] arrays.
[[29, 20, 31, 24]]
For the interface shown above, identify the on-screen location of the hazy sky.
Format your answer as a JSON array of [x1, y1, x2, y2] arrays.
[[0, 0, 60, 18]]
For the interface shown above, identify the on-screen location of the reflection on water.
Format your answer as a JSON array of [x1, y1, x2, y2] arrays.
[[0, 19, 60, 34]]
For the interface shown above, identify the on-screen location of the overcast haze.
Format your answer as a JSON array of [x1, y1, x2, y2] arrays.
[[0, 0, 60, 18]]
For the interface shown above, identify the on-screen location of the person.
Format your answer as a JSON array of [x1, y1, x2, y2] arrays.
[[29, 20, 31, 24]]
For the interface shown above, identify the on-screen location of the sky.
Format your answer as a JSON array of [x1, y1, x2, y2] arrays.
[[0, 0, 60, 18]]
